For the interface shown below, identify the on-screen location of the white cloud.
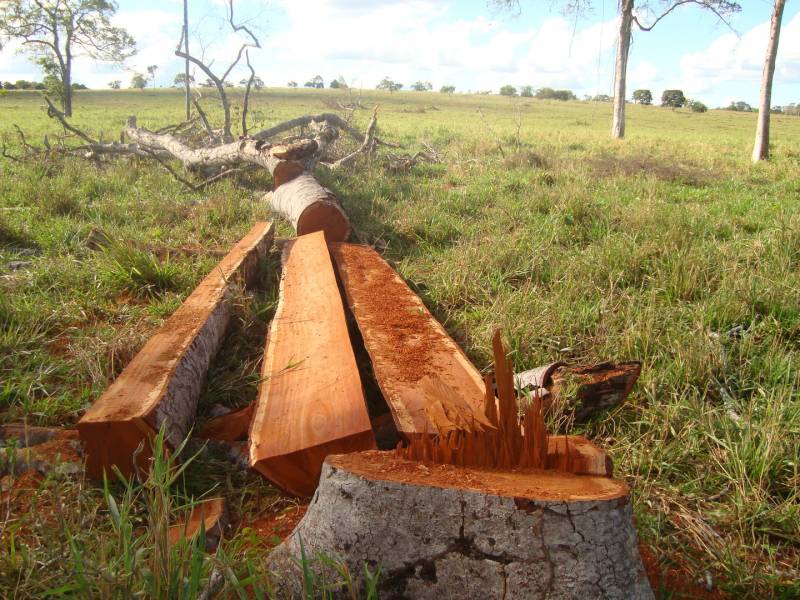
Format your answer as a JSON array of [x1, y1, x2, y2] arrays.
[[680, 12, 800, 96]]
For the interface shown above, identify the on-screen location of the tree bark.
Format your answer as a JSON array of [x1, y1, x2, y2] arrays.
[[267, 174, 350, 241], [611, 0, 634, 140], [752, 0, 786, 162], [183, 0, 191, 121], [78, 223, 274, 478], [269, 452, 654, 599]]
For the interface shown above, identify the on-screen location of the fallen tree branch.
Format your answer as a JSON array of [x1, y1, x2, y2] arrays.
[[324, 106, 379, 170]]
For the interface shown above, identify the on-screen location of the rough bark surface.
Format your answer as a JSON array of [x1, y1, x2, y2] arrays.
[[78, 222, 274, 478], [611, 0, 634, 140], [269, 455, 654, 600], [752, 0, 786, 162]]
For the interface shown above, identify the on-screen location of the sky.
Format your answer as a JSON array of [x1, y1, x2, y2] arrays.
[[1, 0, 799, 107]]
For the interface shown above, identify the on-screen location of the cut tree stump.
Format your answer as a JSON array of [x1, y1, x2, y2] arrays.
[[329, 243, 491, 439], [249, 231, 375, 497], [78, 222, 274, 479], [269, 451, 654, 600]]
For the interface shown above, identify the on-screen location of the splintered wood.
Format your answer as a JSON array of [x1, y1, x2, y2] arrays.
[[396, 330, 609, 475]]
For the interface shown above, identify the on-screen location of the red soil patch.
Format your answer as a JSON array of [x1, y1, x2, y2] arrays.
[[242, 504, 308, 545], [639, 545, 730, 600]]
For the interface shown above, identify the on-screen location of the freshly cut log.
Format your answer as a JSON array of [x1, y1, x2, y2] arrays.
[[329, 243, 492, 439], [78, 222, 275, 479], [249, 231, 375, 497], [198, 403, 254, 442], [268, 173, 350, 242], [268, 451, 654, 599]]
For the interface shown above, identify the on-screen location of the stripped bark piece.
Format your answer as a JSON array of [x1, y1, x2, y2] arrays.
[[168, 497, 229, 552], [329, 243, 491, 438], [550, 361, 641, 421], [78, 222, 275, 479], [249, 232, 375, 497], [198, 403, 254, 442]]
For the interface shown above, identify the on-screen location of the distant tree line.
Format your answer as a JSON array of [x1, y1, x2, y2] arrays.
[[2, 79, 86, 90]]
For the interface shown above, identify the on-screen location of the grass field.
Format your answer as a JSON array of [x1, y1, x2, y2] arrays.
[[1, 87, 799, 598]]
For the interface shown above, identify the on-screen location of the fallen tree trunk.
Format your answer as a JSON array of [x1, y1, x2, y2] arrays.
[[267, 173, 350, 242], [268, 452, 654, 599], [124, 118, 351, 242], [78, 222, 274, 479]]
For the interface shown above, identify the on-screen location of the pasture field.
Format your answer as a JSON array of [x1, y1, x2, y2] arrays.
[[1, 88, 799, 598]]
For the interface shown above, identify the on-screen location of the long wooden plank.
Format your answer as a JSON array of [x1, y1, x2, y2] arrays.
[[249, 231, 374, 497], [329, 243, 491, 439], [78, 222, 275, 478]]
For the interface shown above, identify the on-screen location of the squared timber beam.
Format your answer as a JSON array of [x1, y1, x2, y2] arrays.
[[329, 243, 492, 439], [78, 222, 275, 479], [249, 231, 375, 497]]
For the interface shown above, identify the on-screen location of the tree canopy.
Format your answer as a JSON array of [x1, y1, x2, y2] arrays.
[[0, 0, 135, 116]]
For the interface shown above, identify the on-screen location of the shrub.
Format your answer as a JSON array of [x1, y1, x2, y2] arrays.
[[689, 100, 708, 113]]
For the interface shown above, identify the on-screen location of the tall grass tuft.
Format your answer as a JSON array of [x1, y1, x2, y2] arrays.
[[100, 243, 183, 298]]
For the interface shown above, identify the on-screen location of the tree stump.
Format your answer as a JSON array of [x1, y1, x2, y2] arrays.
[[268, 451, 654, 599]]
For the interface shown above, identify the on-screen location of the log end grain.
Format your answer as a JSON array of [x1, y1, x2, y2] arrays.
[[296, 201, 350, 242]]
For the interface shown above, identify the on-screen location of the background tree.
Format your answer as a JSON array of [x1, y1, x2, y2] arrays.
[[727, 100, 753, 111], [591, 94, 613, 102], [440, 85, 456, 94], [411, 81, 433, 91], [688, 99, 708, 112], [329, 75, 348, 89], [535, 87, 576, 101], [146, 64, 158, 88], [499, 84, 517, 96], [252, 76, 264, 90], [752, 0, 786, 162], [493, 1, 739, 139], [130, 73, 147, 90], [108, 80, 121, 89], [377, 77, 403, 93], [661, 89, 686, 108], [174, 73, 194, 87], [0, 0, 135, 117], [520, 85, 534, 97], [304, 75, 324, 89], [287, 80, 298, 88], [632, 89, 652, 105]]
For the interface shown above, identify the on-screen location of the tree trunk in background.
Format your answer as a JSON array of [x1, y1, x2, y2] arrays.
[[752, 0, 786, 162], [183, 0, 191, 121], [611, 0, 634, 140]]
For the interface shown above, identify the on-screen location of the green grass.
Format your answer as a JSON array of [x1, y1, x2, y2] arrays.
[[1, 87, 799, 598]]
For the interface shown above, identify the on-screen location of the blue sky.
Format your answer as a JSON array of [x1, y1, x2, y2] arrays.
[[1, 0, 798, 107]]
